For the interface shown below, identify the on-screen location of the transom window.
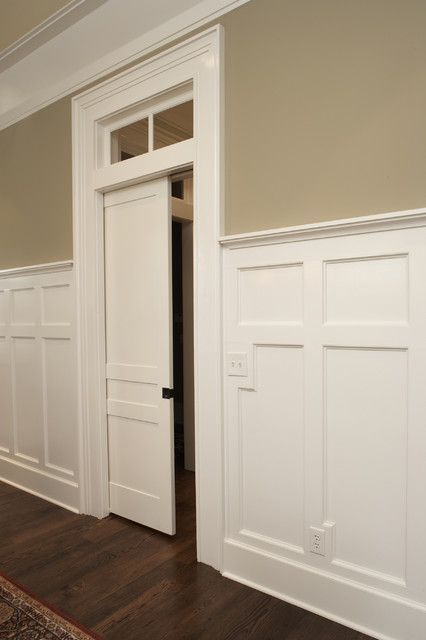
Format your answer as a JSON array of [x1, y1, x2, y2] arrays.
[[109, 97, 193, 165]]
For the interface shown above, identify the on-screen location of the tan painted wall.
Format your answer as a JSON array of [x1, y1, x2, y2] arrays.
[[224, 0, 426, 233], [0, 98, 72, 268], [1, 0, 426, 268]]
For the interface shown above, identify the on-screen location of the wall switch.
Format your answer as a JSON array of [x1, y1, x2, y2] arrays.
[[309, 526, 326, 556], [227, 352, 248, 377]]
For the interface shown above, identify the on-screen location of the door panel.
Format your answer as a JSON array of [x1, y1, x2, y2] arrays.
[[104, 178, 175, 535]]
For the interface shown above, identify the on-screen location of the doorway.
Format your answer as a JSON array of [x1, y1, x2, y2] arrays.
[[103, 173, 194, 536], [72, 27, 223, 568], [171, 174, 195, 476]]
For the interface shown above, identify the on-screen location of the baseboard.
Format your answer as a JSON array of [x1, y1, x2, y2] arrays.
[[0, 456, 79, 513], [222, 539, 426, 640]]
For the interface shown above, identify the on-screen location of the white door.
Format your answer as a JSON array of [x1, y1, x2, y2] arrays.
[[104, 178, 175, 535]]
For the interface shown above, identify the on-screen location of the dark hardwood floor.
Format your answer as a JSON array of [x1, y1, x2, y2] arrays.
[[0, 471, 372, 639]]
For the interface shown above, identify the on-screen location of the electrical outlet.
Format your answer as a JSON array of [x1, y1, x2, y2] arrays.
[[309, 526, 326, 556], [226, 352, 248, 377]]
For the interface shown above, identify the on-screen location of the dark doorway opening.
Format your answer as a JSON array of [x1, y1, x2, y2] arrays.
[[172, 220, 185, 469]]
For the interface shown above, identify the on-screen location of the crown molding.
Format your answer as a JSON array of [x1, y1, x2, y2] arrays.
[[0, 0, 249, 131], [220, 208, 426, 249], [0, 0, 107, 72], [0, 261, 73, 279]]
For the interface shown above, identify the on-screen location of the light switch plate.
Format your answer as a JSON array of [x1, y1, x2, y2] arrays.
[[227, 352, 248, 377]]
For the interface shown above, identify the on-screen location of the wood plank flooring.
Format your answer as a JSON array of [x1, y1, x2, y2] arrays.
[[0, 471, 372, 639]]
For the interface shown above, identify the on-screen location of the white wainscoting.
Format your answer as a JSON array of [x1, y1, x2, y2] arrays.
[[0, 262, 79, 511], [221, 212, 426, 640]]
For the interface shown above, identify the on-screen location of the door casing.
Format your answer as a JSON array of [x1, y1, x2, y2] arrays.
[[72, 27, 223, 570]]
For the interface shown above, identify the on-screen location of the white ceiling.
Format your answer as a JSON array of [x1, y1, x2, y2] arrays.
[[0, 0, 247, 130], [0, 0, 72, 51], [0, 0, 108, 70]]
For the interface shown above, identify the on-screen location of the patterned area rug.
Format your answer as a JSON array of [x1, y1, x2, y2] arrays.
[[0, 574, 100, 639]]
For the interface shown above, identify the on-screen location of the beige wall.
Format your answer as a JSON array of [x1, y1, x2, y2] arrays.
[[0, 98, 72, 268], [1, 0, 426, 268], [224, 0, 426, 233]]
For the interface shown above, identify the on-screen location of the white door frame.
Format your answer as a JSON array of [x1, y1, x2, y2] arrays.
[[72, 26, 224, 570]]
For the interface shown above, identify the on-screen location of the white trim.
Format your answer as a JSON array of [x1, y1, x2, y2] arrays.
[[0, 262, 78, 512], [0, 0, 107, 72], [0, 261, 73, 278], [223, 539, 426, 640], [0, 475, 79, 513], [220, 208, 426, 248], [221, 217, 426, 639], [222, 573, 388, 640], [0, 453, 77, 489], [0, 0, 248, 131], [72, 26, 224, 570]]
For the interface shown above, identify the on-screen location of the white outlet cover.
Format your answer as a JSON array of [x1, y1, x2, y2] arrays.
[[309, 526, 326, 556], [226, 352, 248, 377]]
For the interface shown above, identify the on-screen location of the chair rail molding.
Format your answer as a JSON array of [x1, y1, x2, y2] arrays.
[[0, 261, 74, 278], [220, 207, 426, 249], [0, 0, 249, 131]]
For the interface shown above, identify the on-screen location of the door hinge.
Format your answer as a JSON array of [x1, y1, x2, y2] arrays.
[[162, 387, 174, 399]]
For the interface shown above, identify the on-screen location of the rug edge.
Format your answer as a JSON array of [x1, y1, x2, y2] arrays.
[[0, 571, 103, 640]]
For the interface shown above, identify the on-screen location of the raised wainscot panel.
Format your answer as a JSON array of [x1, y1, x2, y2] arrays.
[[42, 284, 72, 325], [239, 345, 304, 551], [239, 264, 303, 325], [43, 338, 77, 476], [325, 347, 407, 583], [13, 337, 43, 463], [11, 287, 37, 325], [0, 290, 8, 325], [0, 337, 12, 452], [324, 254, 408, 324]]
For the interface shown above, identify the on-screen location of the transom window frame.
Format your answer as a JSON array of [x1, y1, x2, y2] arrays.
[[102, 83, 194, 166]]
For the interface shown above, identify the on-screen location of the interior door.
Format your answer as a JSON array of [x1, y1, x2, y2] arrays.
[[104, 178, 175, 535]]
